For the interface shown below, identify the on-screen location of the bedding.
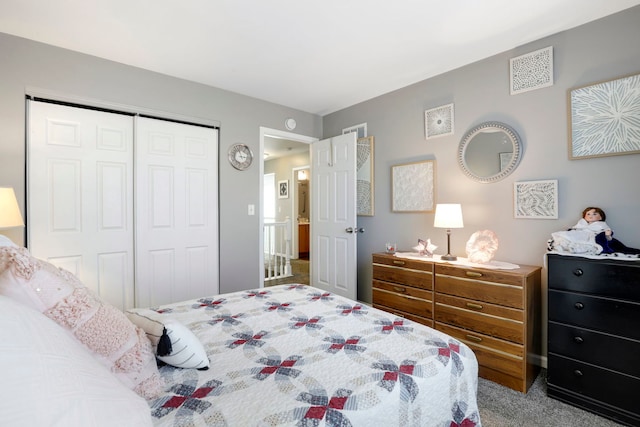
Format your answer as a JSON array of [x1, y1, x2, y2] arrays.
[[0, 246, 163, 398], [131, 284, 481, 427]]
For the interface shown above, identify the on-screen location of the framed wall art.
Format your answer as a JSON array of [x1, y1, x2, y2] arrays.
[[391, 160, 436, 213], [357, 136, 374, 216], [342, 122, 367, 138], [514, 179, 558, 219], [278, 180, 289, 199], [569, 72, 640, 159], [425, 103, 454, 139], [510, 46, 554, 95]]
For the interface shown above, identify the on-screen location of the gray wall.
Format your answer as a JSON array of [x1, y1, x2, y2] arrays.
[[0, 32, 322, 293], [324, 7, 640, 312]]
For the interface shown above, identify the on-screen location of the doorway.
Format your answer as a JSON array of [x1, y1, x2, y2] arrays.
[[260, 127, 316, 287]]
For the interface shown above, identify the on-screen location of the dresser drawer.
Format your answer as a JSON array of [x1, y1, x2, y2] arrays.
[[548, 321, 640, 377], [435, 273, 523, 309], [548, 254, 640, 300], [373, 253, 433, 271], [373, 282, 433, 319], [434, 293, 524, 343], [373, 264, 433, 290], [548, 289, 640, 340], [436, 322, 523, 379], [548, 354, 640, 416], [435, 264, 526, 287]]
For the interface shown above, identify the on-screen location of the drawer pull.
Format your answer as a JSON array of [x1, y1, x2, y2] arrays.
[[392, 260, 406, 266], [573, 336, 584, 344], [573, 369, 583, 377], [465, 271, 483, 278], [393, 286, 407, 293], [466, 334, 483, 343], [574, 302, 585, 310], [573, 268, 584, 277], [466, 302, 484, 310]]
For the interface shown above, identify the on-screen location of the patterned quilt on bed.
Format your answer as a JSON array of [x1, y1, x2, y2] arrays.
[[138, 285, 481, 427]]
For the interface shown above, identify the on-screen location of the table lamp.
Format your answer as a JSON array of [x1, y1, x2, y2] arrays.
[[433, 203, 464, 261], [0, 187, 25, 231]]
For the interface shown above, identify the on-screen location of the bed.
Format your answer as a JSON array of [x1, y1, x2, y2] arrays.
[[0, 243, 481, 427], [130, 284, 481, 427]]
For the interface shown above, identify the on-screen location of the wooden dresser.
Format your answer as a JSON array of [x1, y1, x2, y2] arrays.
[[547, 253, 640, 426], [372, 252, 541, 393]]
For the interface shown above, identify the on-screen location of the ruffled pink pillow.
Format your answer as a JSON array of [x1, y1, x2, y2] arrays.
[[0, 247, 163, 399]]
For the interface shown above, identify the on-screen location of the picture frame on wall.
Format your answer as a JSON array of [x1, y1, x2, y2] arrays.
[[514, 179, 558, 219], [357, 136, 375, 216], [278, 180, 289, 199], [342, 122, 367, 138], [569, 72, 640, 159], [424, 103, 454, 139], [510, 46, 554, 95], [391, 160, 436, 213]]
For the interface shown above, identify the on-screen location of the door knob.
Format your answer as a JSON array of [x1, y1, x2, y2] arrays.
[[357, 227, 365, 233], [345, 227, 354, 233]]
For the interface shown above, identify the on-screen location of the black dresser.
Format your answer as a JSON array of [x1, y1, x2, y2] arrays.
[[547, 253, 640, 426]]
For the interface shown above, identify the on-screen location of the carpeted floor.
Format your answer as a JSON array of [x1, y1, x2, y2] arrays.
[[264, 258, 309, 286], [478, 369, 624, 426]]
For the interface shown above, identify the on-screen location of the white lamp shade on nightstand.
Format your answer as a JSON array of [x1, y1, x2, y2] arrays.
[[0, 187, 24, 229], [433, 204, 464, 229]]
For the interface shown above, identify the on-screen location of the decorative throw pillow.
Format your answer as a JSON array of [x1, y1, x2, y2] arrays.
[[127, 310, 210, 370], [0, 247, 164, 399], [0, 295, 153, 426]]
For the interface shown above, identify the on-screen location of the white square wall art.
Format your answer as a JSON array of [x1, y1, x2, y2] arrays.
[[514, 179, 558, 219], [510, 46, 554, 95], [424, 103, 454, 139]]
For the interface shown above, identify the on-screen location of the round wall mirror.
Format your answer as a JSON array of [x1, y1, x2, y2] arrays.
[[457, 121, 522, 183]]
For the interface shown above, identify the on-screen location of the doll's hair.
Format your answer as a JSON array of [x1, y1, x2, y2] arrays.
[[582, 206, 606, 221]]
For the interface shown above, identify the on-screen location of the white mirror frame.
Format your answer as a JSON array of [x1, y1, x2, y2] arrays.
[[457, 121, 522, 183]]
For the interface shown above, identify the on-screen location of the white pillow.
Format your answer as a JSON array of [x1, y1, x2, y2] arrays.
[[0, 246, 163, 399], [126, 310, 210, 370], [0, 235, 17, 247], [157, 320, 210, 370], [0, 295, 153, 427]]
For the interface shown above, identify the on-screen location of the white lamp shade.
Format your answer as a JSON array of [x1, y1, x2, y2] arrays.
[[433, 203, 464, 229], [0, 187, 25, 229]]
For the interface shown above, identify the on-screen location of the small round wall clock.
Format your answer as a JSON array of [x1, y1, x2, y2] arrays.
[[228, 143, 253, 170]]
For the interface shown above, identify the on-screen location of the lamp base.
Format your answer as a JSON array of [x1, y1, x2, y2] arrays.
[[441, 254, 457, 261]]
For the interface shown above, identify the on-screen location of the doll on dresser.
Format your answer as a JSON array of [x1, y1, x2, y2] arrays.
[[571, 207, 640, 255], [550, 206, 640, 256]]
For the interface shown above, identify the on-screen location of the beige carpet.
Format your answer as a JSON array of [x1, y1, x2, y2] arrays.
[[264, 258, 309, 286]]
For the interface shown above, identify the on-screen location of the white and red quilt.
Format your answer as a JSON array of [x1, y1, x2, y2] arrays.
[[141, 284, 481, 426]]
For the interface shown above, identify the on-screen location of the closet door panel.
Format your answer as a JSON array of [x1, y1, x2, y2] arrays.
[[28, 101, 134, 311], [135, 117, 219, 307]]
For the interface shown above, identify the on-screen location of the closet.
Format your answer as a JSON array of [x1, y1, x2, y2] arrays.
[[27, 100, 219, 311]]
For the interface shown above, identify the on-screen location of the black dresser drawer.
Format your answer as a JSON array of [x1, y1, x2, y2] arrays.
[[547, 254, 640, 300], [548, 289, 640, 340], [548, 321, 640, 377], [547, 354, 640, 416]]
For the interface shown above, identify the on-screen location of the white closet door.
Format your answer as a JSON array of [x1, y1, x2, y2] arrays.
[[135, 117, 219, 307], [27, 101, 135, 310]]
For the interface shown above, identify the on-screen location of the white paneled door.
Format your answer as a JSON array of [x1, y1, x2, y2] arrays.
[[28, 101, 135, 310], [311, 132, 357, 300], [27, 101, 219, 311], [135, 117, 219, 307]]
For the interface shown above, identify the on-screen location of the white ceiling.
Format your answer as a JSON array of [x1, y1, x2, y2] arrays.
[[1, 0, 639, 116]]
